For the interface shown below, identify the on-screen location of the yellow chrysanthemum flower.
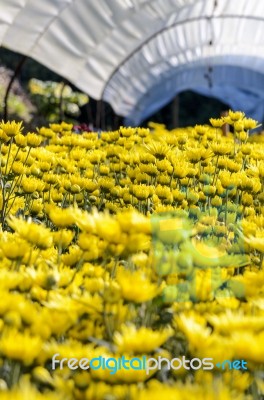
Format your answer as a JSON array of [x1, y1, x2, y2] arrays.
[[0, 329, 42, 366], [116, 269, 160, 303], [114, 324, 173, 354], [0, 120, 23, 137], [7, 217, 53, 249]]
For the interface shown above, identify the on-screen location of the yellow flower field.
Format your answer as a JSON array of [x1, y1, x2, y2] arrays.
[[0, 111, 263, 399]]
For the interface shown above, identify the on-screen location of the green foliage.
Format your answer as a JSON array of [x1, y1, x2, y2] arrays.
[[28, 78, 89, 123], [0, 85, 32, 122]]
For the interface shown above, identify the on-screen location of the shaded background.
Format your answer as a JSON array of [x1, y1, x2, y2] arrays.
[[0, 48, 228, 130]]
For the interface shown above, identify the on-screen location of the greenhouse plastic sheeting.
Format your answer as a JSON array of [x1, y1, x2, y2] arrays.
[[1, 0, 264, 125]]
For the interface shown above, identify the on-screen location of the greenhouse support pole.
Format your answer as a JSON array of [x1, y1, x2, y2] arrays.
[[85, 102, 94, 127], [221, 111, 229, 136], [96, 100, 102, 129], [3, 55, 27, 122], [172, 95, 179, 128]]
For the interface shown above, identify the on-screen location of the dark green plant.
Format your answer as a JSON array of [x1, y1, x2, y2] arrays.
[[28, 78, 89, 122]]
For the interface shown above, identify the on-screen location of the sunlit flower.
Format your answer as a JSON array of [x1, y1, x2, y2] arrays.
[[0, 329, 42, 365], [209, 117, 224, 127], [116, 269, 160, 303], [1, 237, 30, 261], [26, 132, 43, 147], [114, 324, 173, 353], [0, 120, 23, 137], [8, 217, 53, 249], [47, 204, 76, 227]]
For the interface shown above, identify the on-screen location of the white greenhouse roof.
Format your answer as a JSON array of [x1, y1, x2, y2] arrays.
[[1, 0, 264, 124]]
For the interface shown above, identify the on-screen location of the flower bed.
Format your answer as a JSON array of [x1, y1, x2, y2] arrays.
[[0, 112, 263, 399]]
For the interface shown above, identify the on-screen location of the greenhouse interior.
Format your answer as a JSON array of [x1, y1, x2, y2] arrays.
[[0, 1, 263, 399]]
